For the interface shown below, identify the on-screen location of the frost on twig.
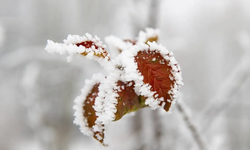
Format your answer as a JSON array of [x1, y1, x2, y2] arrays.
[[45, 28, 183, 145], [177, 97, 208, 150]]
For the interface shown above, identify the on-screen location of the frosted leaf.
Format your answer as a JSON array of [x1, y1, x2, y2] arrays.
[[45, 33, 111, 67], [46, 28, 183, 146], [94, 68, 122, 125], [117, 42, 183, 111], [73, 73, 106, 145]]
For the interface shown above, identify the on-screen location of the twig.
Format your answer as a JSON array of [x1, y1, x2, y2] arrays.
[[176, 99, 209, 150]]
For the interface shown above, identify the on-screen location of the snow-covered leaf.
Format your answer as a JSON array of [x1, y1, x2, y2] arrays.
[[82, 83, 105, 144], [47, 28, 183, 146], [73, 74, 106, 145], [45, 34, 110, 62], [134, 42, 183, 111], [135, 50, 172, 111], [114, 81, 146, 121]]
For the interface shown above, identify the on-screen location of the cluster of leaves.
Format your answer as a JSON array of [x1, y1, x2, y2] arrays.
[[45, 28, 183, 145]]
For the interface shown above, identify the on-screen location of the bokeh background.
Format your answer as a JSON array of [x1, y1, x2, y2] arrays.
[[0, 0, 250, 150]]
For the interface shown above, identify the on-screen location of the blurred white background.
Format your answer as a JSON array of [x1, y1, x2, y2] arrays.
[[0, 0, 250, 150]]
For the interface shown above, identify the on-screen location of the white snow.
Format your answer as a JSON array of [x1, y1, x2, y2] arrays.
[[93, 68, 122, 126]]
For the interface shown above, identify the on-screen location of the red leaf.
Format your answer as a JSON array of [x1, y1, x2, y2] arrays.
[[45, 34, 110, 62], [114, 81, 146, 121], [76, 41, 110, 60], [83, 83, 105, 145], [135, 50, 175, 111]]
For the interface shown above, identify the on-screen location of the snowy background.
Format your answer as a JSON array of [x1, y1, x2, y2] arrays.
[[0, 0, 250, 150]]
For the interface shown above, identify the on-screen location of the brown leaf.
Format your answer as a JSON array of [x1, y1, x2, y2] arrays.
[[135, 50, 175, 111], [114, 81, 146, 121], [83, 83, 105, 145], [76, 41, 110, 60]]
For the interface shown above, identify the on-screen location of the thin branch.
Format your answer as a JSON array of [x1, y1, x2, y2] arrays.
[[176, 99, 209, 150]]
